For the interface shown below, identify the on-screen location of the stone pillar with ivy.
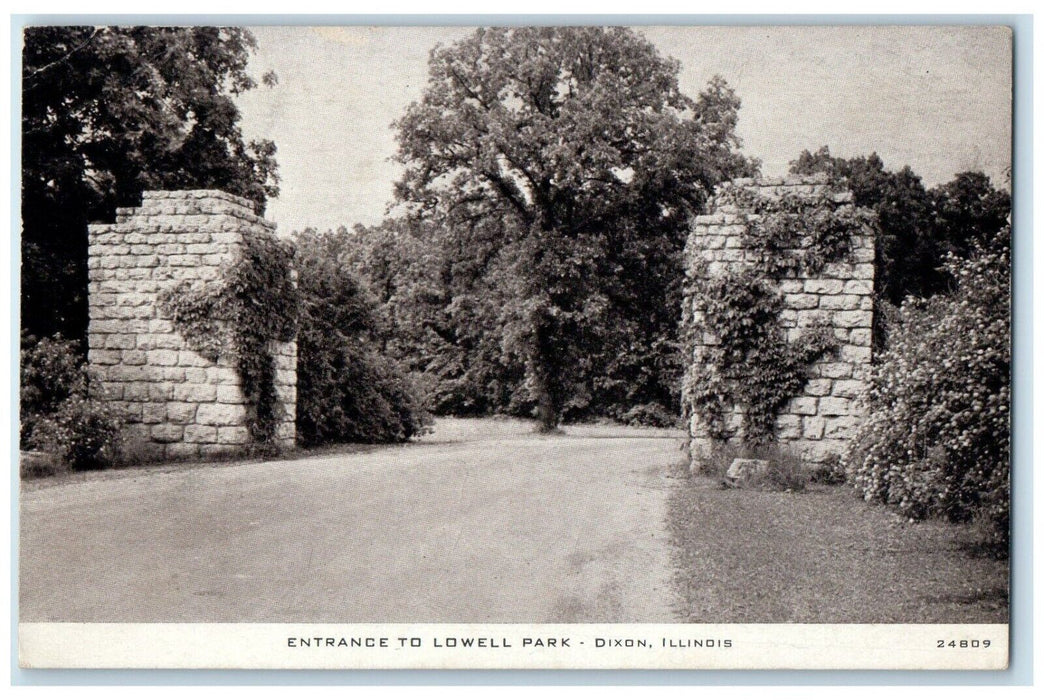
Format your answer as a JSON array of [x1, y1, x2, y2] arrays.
[[682, 173, 876, 471], [87, 190, 298, 462]]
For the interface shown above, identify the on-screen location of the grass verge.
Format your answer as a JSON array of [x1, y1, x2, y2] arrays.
[[666, 464, 1009, 623]]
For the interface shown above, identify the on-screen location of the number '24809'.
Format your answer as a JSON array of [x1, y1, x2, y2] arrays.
[[937, 639, 991, 648]]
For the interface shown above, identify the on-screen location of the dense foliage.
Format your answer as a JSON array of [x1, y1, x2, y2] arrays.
[[20, 335, 122, 470], [294, 230, 431, 446], [22, 26, 278, 346], [684, 184, 869, 443], [160, 233, 299, 447], [845, 229, 1010, 547], [392, 27, 756, 430], [790, 148, 1010, 347]]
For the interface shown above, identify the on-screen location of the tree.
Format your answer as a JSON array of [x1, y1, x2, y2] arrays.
[[393, 27, 755, 430], [21, 26, 279, 345], [293, 229, 431, 446], [929, 171, 1011, 261], [342, 217, 528, 417]]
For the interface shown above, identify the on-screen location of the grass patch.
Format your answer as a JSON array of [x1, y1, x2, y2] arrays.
[[696, 441, 810, 492], [666, 470, 1009, 623]]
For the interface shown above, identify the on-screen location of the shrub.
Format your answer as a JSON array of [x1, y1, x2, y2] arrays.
[[20, 335, 122, 472], [809, 454, 847, 485], [294, 230, 432, 446], [845, 230, 1010, 547], [617, 402, 682, 428]]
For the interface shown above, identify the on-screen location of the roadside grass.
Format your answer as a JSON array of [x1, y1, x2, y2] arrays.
[[666, 464, 1009, 623]]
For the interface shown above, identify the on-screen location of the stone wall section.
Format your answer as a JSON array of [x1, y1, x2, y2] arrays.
[[87, 190, 296, 461], [684, 174, 875, 466]]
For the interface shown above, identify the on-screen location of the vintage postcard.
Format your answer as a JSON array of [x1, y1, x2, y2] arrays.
[[16, 23, 1012, 670]]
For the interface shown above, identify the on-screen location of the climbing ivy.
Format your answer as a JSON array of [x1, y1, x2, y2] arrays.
[[685, 183, 872, 444], [159, 232, 299, 448]]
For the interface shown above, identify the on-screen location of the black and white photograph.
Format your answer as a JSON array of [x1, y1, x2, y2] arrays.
[[14, 21, 1015, 670]]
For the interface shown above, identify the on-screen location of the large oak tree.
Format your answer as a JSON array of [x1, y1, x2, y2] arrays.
[[393, 27, 755, 429]]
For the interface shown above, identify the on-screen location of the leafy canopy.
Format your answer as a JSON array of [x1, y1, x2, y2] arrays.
[[393, 27, 755, 428]]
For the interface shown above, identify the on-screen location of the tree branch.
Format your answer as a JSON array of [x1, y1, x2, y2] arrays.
[[24, 28, 103, 88]]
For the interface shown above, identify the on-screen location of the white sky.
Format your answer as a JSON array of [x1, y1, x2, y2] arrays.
[[234, 25, 1013, 235]]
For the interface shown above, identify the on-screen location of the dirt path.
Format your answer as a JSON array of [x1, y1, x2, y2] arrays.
[[19, 418, 685, 623]]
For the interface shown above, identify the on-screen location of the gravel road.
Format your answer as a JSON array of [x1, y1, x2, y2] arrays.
[[19, 418, 684, 623]]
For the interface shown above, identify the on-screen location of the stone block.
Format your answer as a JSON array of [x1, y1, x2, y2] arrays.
[[184, 424, 218, 443], [161, 367, 187, 382], [788, 397, 817, 415], [148, 319, 174, 334], [819, 294, 861, 310], [89, 349, 122, 365], [141, 402, 166, 424], [96, 383, 123, 401], [148, 349, 179, 366], [796, 310, 829, 327], [851, 246, 875, 263], [137, 333, 182, 350], [149, 384, 174, 401], [799, 441, 841, 464], [835, 310, 873, 328], [804, 279, 843, 295], [184, 368, 208, 383], [833, 380, 865, 399], [168, 254, 202, 267], [178, 351, 211, 368], [819, 397, 851, 416], [122, 350, 148, 366], [165, 443, 201, 461], [820, 262, 855, 279], [787, 294, 819, 310], [805, 378, 832, 396], [726, 458, 769, 482], [217, 385, 245, 404], [167, 402, 198, 424], [776, 414, 802, 439], [122, 383, 149, 401], [107, 365, 150, 382], [849, 329, 872, 346], [105, 334, 137, 350], [824, 416, 859, 439], [802, 416, 826, 440], [820, 362, 854, 379], [173, 384, 217, 402], [840, 345, 872, 364], [151, 424, 184, 443], [275, 422, 296, 441], [217, 426, 251, 445], [197, 403, 246, 426], [843, 280, 873, 295]]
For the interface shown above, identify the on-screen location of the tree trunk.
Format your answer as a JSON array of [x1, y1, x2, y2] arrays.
[[533, 367, 560, 432], [530, 318, 561, 432]]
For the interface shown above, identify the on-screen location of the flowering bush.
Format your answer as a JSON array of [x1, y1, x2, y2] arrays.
[[845, 229, 1010, 546], [20, 335, 122, 472]]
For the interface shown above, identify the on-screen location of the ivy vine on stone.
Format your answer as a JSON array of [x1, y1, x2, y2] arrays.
[[686, 182, 871, 445], [159, 232, 299, 448]]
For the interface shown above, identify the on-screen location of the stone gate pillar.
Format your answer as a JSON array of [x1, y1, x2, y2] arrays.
[[87, 190, 297, 462], [683, 174, 875, 467]]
